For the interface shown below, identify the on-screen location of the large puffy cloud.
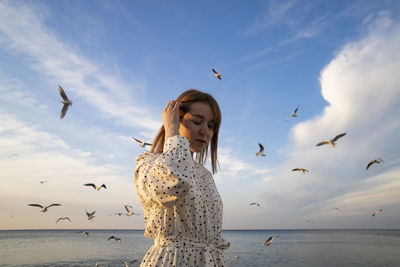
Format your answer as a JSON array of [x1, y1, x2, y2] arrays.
[[247, 12, 400, 228]]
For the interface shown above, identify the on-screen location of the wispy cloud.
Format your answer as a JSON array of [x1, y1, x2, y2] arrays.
[[0, 1, 159, 135], [244, 0, 297, 36], [0, 112, 143, 229]]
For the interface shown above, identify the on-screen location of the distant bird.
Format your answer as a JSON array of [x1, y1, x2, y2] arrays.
[[332, 207, 342, 211], [212, 68, 222, 80], [79, 231, 89, 237], [110, 212, 125, 216], [263, 235, 279, 246], [366, 158, 383, 170], [316, 133, 347, 148], [306, 219, 314, 223], [292, 168, 309, 173], [28, 203, 61, 212], [84, 183, 107, 191], [85, 209, 96, 221], [40, 180, 47, 184], [121, 259, 137, 267], [249, 202, 261, 207], [255, 143, 266, 156], [8, 153, 18, 158], [107, 235, 121, 243], [372, 209, 383, 217], [132, 137, 152, 148], [124, 204, 139, 216], [234, 255, 239, 260], [58, 85, 72, 119], [56, 217, 71, 223], [285, 105, 299, 121]]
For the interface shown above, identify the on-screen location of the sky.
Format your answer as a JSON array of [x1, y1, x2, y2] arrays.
[[1, 0, 400, 230]]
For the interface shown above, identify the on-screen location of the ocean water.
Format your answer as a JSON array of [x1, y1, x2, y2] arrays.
[[0, 229, 399, 266]]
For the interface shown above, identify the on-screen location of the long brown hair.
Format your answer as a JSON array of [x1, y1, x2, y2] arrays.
[[150, 89, 221, 174]]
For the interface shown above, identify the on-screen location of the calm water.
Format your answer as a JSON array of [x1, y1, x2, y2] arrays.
[[0, 229, 399, 266]]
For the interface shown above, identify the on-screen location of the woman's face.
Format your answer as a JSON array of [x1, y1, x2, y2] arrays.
[[179, 102, 215, 153]]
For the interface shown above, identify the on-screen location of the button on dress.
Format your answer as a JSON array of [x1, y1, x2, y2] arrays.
[[134, 135, 229, 267]]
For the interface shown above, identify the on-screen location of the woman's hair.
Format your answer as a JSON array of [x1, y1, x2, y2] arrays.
[[150, 89, 221, 174]]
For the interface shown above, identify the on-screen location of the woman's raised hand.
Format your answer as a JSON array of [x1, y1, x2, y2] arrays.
[[162, 100, 182, 140]]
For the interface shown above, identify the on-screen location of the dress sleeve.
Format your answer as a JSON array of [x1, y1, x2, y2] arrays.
[[134, 135, 193, 206]]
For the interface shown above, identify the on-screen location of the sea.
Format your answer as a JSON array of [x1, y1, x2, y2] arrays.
[[0, 229, 399, 267]]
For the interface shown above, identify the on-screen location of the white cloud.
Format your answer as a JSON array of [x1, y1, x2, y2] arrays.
[[252, 12, 400, 228], [0, 1, 159, 135], [0, 112, 143, 229]]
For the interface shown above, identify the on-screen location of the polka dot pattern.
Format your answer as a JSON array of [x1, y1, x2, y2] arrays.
[[134, 135, 228, 266]]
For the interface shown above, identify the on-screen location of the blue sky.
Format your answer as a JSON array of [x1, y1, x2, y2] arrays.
[[1, 0, 400, 230]]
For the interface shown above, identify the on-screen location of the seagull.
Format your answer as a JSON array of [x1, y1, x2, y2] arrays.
[[78, 231, 89, 237], [40, 180, 48, 184], [249, 202, 261, 207], [110, 212, 125, 216], [84, 183, 107, 191], [285, 105, 299, 121], [234, 256, 239, 260], [212, 68, 222, 80], [85, 209, 96, 220], [316, 133, 347, 148], [292, 168, 309, 173], [58, 85, 72, 119], [56, 217, 71, 223], [120, 259, 137, 267], [132, 137, 152, 148], [372, 209, 383, 217], [124, 205, 139, 216], [8, 153, 18, 158], [28, 203, 61, 212], [107, 235, 121, 243], [366, 158, 383, 170], [256, 143, 266, 156], [263, 235, 279, 246]]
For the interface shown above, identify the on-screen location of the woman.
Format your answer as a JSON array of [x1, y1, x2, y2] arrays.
[[134, 89, 229, 267]]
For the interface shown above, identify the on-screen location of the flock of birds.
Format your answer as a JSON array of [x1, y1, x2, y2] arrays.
[[25, 165, 140, 265], [11, 69, 386, 263]]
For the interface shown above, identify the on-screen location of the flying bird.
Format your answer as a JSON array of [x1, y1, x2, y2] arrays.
[[40, 180, 47, 184], [249, 202, 261, 207], [124, 205, 138, 216], [28, 203, 61, 212], [56, 217, 71, 223], [366, 158, 383, 170], [121, 259, 138, 267], [292, 168, 309, 173], [78, 231, 89, 237], [306, 219, 314, 223], [132, 137, 152, 148], [85, 209, 96, 220], [58, 85, 72, 119], [372, 209, 383, 217], [212, 68, 222, 80], [263, 235, 279, 246], [316, 133, 347, 148], [8, 153, 18, 158], [107, 235, 121, 243], [84, 183, 107, 191], [285, 105, 299, 121], [255, 143, 266, 156]]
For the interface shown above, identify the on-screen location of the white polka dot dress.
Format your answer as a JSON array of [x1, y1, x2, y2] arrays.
[[134, 135, 229, 267]]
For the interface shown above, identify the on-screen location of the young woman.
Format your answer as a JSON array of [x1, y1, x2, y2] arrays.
[[134, 89, 229, 266]]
